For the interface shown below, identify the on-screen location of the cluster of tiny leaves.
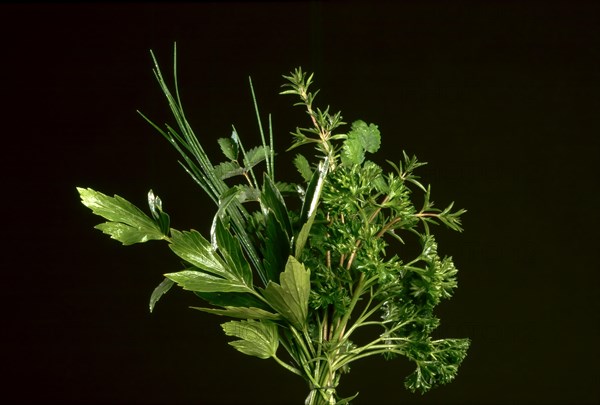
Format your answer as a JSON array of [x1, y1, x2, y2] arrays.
[[77, 49, 469, 405]]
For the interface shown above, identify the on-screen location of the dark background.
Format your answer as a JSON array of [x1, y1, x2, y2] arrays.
[[2, 1, 599, 404]]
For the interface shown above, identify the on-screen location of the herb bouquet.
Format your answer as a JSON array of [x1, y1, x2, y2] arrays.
[[77, 48, 470, 404]]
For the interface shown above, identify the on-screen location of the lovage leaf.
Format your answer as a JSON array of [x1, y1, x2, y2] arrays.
[[192, 306, 280, 320], [214, 219, 253, 287], [261, 256, 310, 330], [294, 209, 316, 258], [194, 291, 271, 310], [165, 269, 252, 293], [261, 211, 291, 283], [77, 187, 165, 245], [147, 189, 170, 235], [261, 173, 292, 237], [169, 229, 228, 276], [222, 319, 279, 359], [149, 277, 175, 313]]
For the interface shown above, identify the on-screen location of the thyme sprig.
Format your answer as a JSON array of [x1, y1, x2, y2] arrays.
[[77, 46, 469, 405]]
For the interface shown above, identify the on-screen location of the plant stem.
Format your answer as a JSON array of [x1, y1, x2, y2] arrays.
[[305, 357, 338, 405]]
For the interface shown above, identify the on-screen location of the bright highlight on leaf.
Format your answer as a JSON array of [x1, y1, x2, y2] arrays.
[[77, 46, 469, 405], [222, 319, 279, 359], [77, 187, 166, 245]]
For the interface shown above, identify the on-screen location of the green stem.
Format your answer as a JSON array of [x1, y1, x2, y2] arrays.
[[334, 272, 365, 342], [273, 354, 303, 376], [305, 357, 338, 405]]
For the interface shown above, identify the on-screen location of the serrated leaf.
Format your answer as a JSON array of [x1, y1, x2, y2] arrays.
[[261, 256, 310, 330], [165, 269, 251, 293], [261, 173, 292, 238], [341, 138, 365, 166], [169, 229, 228, 276], [217, 137, 239, 160], [237, 185, 262, 202], [348, 120, 381, 153], [295, 209, 316, 258], [243, 145, 270, 170], [77, 187, 165, 245], [192, 306, 280, 320], [214, 161, 245, 180], [149, 277, 174, 313], [293, 153, 313, 182], [194, 291, 270, 310], [222, 320, 279, 359], [210, 186, 259, 250], [214, 219, 253, 287], [261, 211, 290, 282]]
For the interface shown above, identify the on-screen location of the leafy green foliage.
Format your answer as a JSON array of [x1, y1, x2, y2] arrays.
[[192, 305, 280, 320], [261, 256, 310, 330], [340, 120, 381, 166], [77, 48, 469, 405], [77, 187, 167, 245], [404, 338, 470, 393], [293, 153, 313, 182], [222, 319, 279, 359], [149, 277, 174, 313]]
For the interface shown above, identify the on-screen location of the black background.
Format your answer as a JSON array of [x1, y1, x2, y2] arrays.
[[2, 1, 599, 404]]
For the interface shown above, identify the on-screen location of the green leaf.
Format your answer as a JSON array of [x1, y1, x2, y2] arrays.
[[299, 165, 320, 224], [261, 256, 310, 330], [222, 320, 279, 359], [217, 137, 239, 160], [210, 185, 259, 250], [165, 269, 251, 293], [194, 291, 270, 310], [294, 209, 316, 258], [261, 211, 291, 282], [243, 145, 270, 170], [298, 156, 329, 224], [293, 153, 313, 182], [214, 219, 253, 287], [348, 120, 381, 153], [92, 223, 153, 246], [340, 138, 365, 166], [214, 161, 245, 180], [275, 181, 297, 195], [404, 338, 470, 393], [169, 229, 228, 276], [149, 277, 174, 313], [192, 306, 280, 320], [77, 187, 165, 245], [439, 202, 466, 232], [147, 189, 170, 235], [261, 173, 292, 237], [340, 120, 382, 166]]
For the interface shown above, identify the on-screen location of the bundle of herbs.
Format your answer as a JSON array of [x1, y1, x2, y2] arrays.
[[77, 47, 470, 404]]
